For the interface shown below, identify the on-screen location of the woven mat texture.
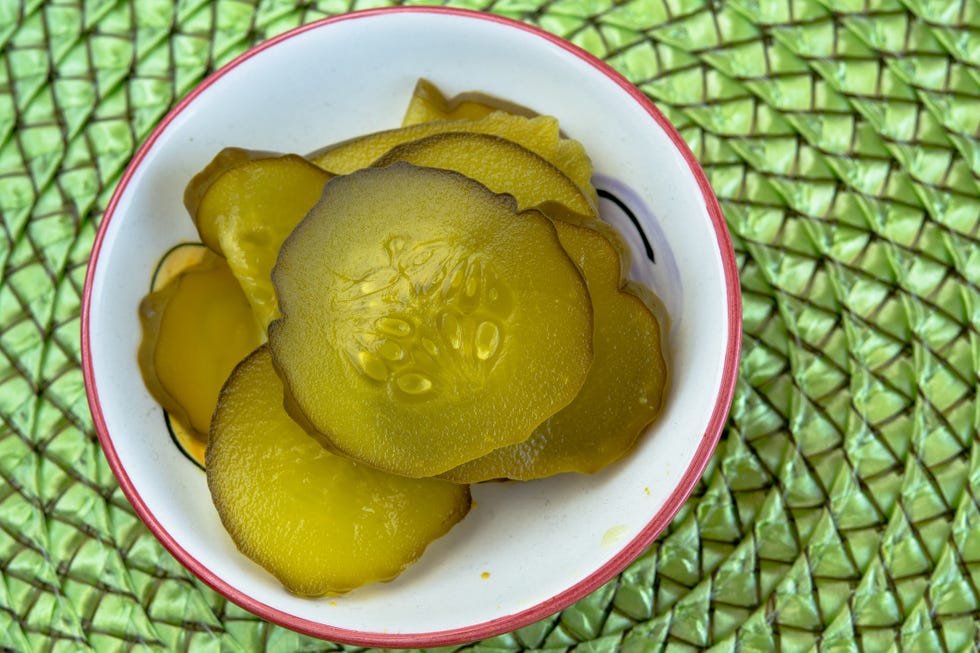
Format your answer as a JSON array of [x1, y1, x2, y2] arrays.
[[2, 0, 979, 651]]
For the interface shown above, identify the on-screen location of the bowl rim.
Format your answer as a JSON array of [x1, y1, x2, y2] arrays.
[[81, 5, 742, 647]]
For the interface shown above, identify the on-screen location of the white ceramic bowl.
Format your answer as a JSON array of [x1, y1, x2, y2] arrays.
[[82, 7, 740, 647]]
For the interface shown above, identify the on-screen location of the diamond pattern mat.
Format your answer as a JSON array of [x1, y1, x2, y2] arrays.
[[2, 0, 978, 650]]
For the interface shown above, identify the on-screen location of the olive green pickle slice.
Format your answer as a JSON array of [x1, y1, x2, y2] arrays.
[[268, 163, 594, 478]]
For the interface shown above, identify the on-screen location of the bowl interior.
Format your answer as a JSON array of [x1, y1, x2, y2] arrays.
[[83, 8, 739, 646]]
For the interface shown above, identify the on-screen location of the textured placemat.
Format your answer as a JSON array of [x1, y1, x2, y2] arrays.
[[2, 0, 978, 651]]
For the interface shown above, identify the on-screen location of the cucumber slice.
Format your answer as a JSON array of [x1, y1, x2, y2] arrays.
[[138, 249, 263, 445], [190, 151, 332, 329], [207, 346, 470, 596], [268, 163, 594, 477]]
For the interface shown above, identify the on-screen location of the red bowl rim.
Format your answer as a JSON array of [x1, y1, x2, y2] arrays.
[[81, 6, 742, 648]]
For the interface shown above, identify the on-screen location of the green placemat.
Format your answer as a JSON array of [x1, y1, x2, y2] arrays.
[[2, 0, 978, 650]]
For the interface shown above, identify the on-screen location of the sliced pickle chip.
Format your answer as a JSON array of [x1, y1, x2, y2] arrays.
[[442, 208, 669, 481], [268, 163, 594, 477], [141, 243, 211, 465], [206, 346, 471, 596], [191, 152, 332, 329], [372, 131, 594, 216], [138, 248, 264, 446]]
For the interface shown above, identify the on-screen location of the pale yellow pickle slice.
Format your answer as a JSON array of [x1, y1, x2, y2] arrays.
[[138, 248, 264, 453], [207, 346, 471, 596], [190, 151, 332, 330]]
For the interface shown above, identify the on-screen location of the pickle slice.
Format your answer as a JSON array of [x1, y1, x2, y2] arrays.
[[443, 209, 670, 481], [141, 243, 211, 465], [207, 346, 471, 596], [372, 131, 595, 216], [191, 152, 332, 329], [268, 163, 594, 477], [138, 249, 264, 446]]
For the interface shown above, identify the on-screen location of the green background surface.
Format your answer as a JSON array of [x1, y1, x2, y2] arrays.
[[1, 0, 979, 650]]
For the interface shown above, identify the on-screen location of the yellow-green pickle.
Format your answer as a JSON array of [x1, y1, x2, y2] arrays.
[[138, 248, 263, 458], [207, 347, 471, 596]]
